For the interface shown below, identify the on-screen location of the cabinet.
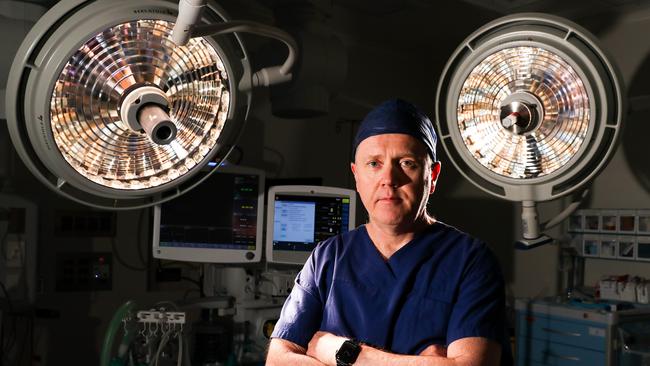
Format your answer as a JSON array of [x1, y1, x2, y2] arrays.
[[515, 298, 650, 366]]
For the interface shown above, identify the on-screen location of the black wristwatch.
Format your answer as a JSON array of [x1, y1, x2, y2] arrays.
[[335, 339, 362, 366]]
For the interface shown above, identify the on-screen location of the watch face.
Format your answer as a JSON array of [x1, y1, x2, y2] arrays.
[[339, 348, 355, 359], [336, 340, 361, 363]]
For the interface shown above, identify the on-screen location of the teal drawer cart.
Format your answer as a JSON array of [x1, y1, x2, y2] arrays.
[[515, 298, 650, 366]]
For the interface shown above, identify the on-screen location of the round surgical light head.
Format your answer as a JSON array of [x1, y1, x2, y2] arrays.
[[6, 0, 253, 209], [436, 13, 623, 203], [457, 46, 590, 180], [435, 14, 624, 247], [51, 19, 230, 190]]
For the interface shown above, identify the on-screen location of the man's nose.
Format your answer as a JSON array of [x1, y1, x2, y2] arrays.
[[380, 162, 401, 187]]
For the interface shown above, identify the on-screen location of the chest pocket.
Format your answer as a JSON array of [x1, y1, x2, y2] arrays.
[[322, 278, 391, 346], [387, 279, 455, 354]]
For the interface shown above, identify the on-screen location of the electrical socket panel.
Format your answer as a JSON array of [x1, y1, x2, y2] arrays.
[[4, 238, 25, 268]]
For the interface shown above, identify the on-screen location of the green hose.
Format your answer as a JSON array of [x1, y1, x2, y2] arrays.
[[100, 300, 138, 366]]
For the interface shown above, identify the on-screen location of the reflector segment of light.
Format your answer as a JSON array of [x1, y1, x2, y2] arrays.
[[456, 46, 590, 179], [50, 19, 229, 190]]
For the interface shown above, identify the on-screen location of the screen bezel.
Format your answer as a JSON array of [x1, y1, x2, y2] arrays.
[[152, 164, 265, 263], [266, 185, 356, 265]]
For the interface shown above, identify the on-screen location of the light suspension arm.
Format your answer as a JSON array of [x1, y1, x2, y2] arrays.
[[516, 201, 553, 250], [191, 21, 297, 88], [516, 190, 588, 250], [172, 0, 207, 46], [172, 1, 298, 88], [541, 189, 589, 231]]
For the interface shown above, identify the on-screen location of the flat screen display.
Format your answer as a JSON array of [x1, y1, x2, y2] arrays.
[[152, 164, 264, 263], [266, 186, 356, 265], [272, 195, 351, 252]]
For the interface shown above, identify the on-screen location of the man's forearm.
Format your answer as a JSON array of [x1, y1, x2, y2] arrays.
[[267, 338, 328, 366], [266, 352, 328, 366], [356, 345, 460, 366], [354, 339, 500, 366]]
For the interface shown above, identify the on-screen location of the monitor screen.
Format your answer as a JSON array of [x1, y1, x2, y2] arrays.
[[266, 185, 356, 265], [152, 164, 264, 263]]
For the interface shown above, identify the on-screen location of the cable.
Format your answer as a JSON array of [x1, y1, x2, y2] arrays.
[[136, 209, 148, 268], [32, 318, 43, 364], [177, 333, 183, 366], [0, 313, 3, 366], [180, 276, 201, 289], [263, 146, 285, 177], [181, 275, 205, 297], [0, 211, 10, 262], [183, 289, 201, 300], [0, 282, 16, 364], [230, 146, 244, 165], [156, 261, 204, 296], [111, 237, 147, 272], [110, 209, 149, 272], [153, 329, 172, 366], [15, 315, 30, 366], [29, 316, 34, 366], [183, 331, 191, 366]]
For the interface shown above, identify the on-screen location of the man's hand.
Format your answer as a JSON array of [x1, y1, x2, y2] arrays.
[[307, 331, 347, 366]]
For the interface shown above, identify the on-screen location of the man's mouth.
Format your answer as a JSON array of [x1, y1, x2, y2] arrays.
[[378, 197, 402, 202]]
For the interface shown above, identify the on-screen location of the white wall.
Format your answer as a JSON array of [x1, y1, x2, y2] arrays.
[[578, 5, 650, 285]]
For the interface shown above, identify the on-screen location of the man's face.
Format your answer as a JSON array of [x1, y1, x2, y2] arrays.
[[351, 133, 441, 229]]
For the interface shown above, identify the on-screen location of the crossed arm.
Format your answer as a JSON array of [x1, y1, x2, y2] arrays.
[[266, 331, 501, 366]]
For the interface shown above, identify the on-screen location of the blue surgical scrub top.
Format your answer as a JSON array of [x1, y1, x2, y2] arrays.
[[272, 222, 512, 365]]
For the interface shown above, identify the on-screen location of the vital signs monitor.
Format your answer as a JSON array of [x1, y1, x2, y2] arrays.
[[152, 164, 265, 263], [266, 185, 356, 265]]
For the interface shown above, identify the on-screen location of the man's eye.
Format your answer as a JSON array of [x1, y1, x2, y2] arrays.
[[367, 161, 379, 167], [401, 160, 417, 168]]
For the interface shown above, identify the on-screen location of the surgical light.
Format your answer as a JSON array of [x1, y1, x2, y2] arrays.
[[435, 14, 624, 248], [50, 20, 228, 191], [5, 0, 297, 210]]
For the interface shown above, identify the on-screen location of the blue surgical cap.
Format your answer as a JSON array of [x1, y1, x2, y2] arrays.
[[352, 99, 438, 162]]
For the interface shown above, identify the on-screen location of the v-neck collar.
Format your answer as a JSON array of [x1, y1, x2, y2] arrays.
[[358, 223, 441, 282], [355, 225, 397, 283], [386, 224, 439, 277]]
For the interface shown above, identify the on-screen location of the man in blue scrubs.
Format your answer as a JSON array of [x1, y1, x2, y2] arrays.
[[266, 99, 511, 366]]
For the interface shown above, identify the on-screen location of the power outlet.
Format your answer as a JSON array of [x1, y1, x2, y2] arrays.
[[5, 239, 25, 268]]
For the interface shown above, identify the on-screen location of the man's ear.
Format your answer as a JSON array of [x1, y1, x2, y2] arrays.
[[429, 161, 441, 194], [350, 162, 357, 186]]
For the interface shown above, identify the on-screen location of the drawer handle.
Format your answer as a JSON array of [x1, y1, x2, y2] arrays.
[[547, 352, 581, 362], [541, 327, 581, 337]]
